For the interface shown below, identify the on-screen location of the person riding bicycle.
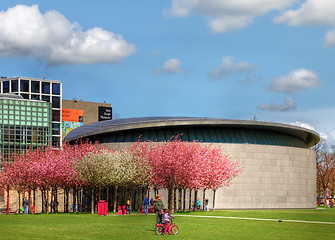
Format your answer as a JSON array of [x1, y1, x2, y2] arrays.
[[163, 209, 174, 235]]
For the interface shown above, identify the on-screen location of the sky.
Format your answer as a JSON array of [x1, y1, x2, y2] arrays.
[[0, 0, 334, 145]]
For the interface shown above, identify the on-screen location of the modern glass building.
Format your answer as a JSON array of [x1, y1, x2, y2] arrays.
[[0, 77, 62, 146], [0, 94, 52, 161]]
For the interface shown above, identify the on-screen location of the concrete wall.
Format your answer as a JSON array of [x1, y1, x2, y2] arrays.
[[104, 142, 316, 209]]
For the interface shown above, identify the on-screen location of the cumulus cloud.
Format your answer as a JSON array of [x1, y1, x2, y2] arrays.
[[210, 56, 257, 80], [0, 5, 136, 65], [274, 0, 335, 26], [153, 58, 188, 75], [257, 97, 296, 111], [289, 121, 316, 131], [164, 0, 295, 33], [268, 69, 320, 93]]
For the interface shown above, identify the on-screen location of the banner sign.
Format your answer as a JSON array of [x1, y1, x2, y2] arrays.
[[62, 108, 84, 122], [98, 106, 112, 121]]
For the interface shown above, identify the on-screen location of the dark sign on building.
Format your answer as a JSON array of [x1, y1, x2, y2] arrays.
[[98, 106, 112, 121]]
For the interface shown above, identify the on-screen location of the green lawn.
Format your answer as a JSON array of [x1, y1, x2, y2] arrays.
[[0, 208, 334, 240]]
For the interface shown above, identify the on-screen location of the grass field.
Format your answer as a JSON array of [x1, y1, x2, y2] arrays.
[[0, 208, 334, 240]]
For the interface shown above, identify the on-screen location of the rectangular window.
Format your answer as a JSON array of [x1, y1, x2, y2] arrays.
[[42, 82, 50, 94], [42, 95, 50, 102], [52, 83, 60, 95], [3, 81, 9, 93], [20, 93, 29, 99], [52, 110, 60, 121], [31, 81, 40, 93], [20, 80, 30, 92], [31, 95, 40, 100], [52, 96, 60, 108], [11, 80, 18, 92]]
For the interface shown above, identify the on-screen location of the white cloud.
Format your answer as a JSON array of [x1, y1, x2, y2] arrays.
[[274, 0, 335, 26], [257, 97, 296, 111], [0, 5, 136, 65], [153, 58, 188, 75], [210, 56, 257, 80], [268, 69, 320, 93], [165, 0, 296, 33], [325, 30, 335, 46], [289, 121, 316, 131]]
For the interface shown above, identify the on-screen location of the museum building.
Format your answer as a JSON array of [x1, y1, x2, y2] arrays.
[[64, 117, 320, 209]]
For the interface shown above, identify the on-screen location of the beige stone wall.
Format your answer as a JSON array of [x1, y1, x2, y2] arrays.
[[62, 100, 111, 125], [105, 142, 316, 209]]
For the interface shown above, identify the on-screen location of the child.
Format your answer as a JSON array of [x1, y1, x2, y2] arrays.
[[163, 209, 174, 235]]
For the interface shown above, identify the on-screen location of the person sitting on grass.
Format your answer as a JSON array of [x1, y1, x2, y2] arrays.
[[163, 209, 174, 235]]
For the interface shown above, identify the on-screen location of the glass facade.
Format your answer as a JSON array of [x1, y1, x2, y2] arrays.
[[0, 97, 52, 161], [0, 77, 62, 147], [90, 126, 309, 149]]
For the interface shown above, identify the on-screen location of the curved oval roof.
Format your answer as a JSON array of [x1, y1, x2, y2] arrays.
[[63, 117, 320, 148]]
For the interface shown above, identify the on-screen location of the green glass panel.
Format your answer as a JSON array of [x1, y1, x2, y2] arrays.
[[3, 120, 8, 124], [9, 120, 14, 124], [27, 102, 31, 106], [15, 120, 20, 125], [21, 106, 26, 110]]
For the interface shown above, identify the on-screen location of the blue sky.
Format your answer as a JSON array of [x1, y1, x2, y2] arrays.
[[0, 0, 335, 144]]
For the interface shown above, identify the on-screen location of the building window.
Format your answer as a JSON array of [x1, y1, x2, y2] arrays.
[[52, 110, 60, 121], [3, 81, 9, 93], [52, 96, 60, 108], [31, 81, 40, 93], [52, 83, 60, 95], [11, 80, 18, 92], [20, 80, 29, 92], [42, 82, 50, 94]]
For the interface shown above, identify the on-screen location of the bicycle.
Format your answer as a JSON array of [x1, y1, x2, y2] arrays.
[[155, 218, 179, 235]]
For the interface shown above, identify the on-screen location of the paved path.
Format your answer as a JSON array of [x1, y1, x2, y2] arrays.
[[177, 214, 335, 225]]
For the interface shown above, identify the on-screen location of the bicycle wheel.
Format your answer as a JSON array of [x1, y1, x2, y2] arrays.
[[155, 226, 164, 235], [170, 225, 179, 235]]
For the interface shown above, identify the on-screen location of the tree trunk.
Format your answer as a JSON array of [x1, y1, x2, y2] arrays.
[[178, 188, 182, 212], [189, 189, 192, 211], [33, 189, 36, 213], [75, 189, 79, 212], [7, 186, 9, 215], [18, 192, 21, 214], [28, 190, 31, 214], [168, 188, 173, 211], [41, 190, 45, 213], [182, 189, 186, 212], [173, 189, 177, 213], [91, 188, 95, 214], [212, 189, 216, 211], [50, 189, 54, 213], [46, 190, 49, 214], [55, 188, 58, 213], [194, 189, 198, 211], [113, 186, 118, 213], [64, 189, 69, 213], [202, 189, 206, 211]]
